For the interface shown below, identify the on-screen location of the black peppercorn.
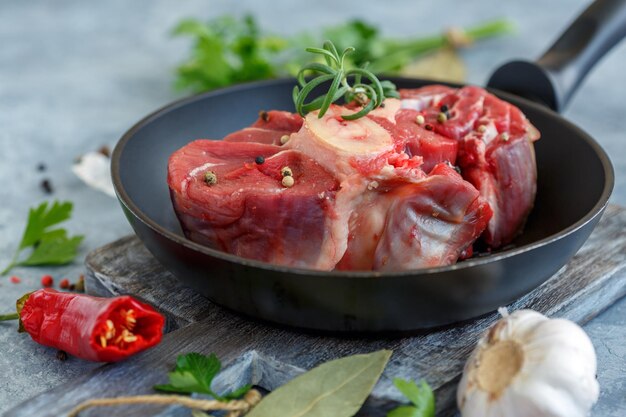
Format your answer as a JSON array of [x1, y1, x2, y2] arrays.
[[255, 156, 265, 165], [56, 350, 68, 361], [40, 179, 53, 194]]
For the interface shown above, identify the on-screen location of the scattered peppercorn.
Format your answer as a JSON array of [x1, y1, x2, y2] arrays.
[[282, 176, 295, 188], [280, 134, 290, 145], [204, 171, 217, 186], [425, 124, 434, 131], [59, 278, 70, 289], [415, 114, 425, 125], [254, 156, 265, 165], [41, 275, 54, 288], [10, 276, 21, 284], [37, 163, 47, 172], [437, 112, 448, 123], [501, 132, 510, 141], [40, 179, 53, 194], [56, 350, 68, 361], [380, 102, 386, 108], [280, 166, 293, 177], [74, 274, 85, 293], [440, 104, 449, 112], [355, 92, 369, 105], [259, 111, 269, 122]]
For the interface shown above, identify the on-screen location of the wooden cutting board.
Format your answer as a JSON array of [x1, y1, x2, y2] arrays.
[[5, 204, 626, 417]]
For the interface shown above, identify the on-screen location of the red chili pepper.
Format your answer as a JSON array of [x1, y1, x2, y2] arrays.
[[59, 278, 70, 289], [19, 289, 164, 362]]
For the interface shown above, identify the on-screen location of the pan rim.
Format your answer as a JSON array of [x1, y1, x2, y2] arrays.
[[111, 76, 615, 278]]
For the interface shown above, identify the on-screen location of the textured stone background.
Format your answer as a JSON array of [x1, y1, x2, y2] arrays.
[[0, 0, 624, 415]]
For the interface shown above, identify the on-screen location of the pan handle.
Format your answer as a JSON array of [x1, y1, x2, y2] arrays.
[[487, 0, 626, 112]]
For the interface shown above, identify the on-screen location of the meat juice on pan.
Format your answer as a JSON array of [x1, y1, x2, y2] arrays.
[[167, 86, 539, 271]]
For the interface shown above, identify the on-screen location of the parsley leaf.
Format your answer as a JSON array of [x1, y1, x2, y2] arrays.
[[154, 352, 251, 401], [1, 201, 84, 275], [387, 378, 435, 417], [173, 15, 513, 94], [172, 15, 285, 92]]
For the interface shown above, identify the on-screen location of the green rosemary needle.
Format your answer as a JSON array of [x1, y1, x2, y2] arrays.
[[292, 40, 400, 120]]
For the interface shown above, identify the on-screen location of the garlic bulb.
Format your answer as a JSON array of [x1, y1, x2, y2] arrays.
[[457, 308, 599, 417]]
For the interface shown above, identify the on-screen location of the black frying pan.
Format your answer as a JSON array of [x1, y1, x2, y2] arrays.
[[112, 0, 619, 332]]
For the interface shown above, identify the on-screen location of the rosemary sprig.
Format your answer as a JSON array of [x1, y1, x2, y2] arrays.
[[292, 41, 400, 120]]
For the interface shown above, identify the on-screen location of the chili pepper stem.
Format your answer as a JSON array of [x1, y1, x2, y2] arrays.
[[67, 390, 262, 417], [0, 313, 19, 321]]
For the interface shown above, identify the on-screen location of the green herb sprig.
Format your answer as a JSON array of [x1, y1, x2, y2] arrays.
[[387, 378, 435, 417], [1, 201, 84, 275], [154, 352, 251, 401], [292, 41, 399, 120], [173, 16, 513, 93]]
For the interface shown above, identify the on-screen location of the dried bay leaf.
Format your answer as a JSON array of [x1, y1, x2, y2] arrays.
[[400, 48, 465, 83], [246, 350, 392, 417]]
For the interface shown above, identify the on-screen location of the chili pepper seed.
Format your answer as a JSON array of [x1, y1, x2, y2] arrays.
[[437, 112, 448, 123], [501, 132, 510, 141], [415, 114, 425, 125], [41, 275, 54, 287], [280, 134, 290, 145]]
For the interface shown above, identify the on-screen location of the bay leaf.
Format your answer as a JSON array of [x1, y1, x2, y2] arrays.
[[400, 48, 465, 83], [246, 350, 392, 417]]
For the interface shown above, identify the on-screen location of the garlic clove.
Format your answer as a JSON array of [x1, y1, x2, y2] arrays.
[[72, 151, 116, 197], [457, 309, 599, 417]]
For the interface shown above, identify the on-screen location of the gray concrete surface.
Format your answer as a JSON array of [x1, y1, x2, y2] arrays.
[[0, 0, 624, 415]]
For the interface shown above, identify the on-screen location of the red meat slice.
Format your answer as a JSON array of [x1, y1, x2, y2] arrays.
[[336, 163, 492, 271], [458, 94, 540, 247], [400, 86, 540, 247], [252, 110, 303, 131], [401, 86, 487, 140], [168, 140, 344, 269], [224, 110, 303, 146], [392, 109, 458, 173], [169, 84, 539, 270], [223, 128, 293, 145]]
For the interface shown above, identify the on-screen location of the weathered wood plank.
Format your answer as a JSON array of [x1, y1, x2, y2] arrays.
[[5, 205, 626, 417]]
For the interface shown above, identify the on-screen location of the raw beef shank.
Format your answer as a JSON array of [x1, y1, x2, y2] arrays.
[[168, 86, 539, 271]]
